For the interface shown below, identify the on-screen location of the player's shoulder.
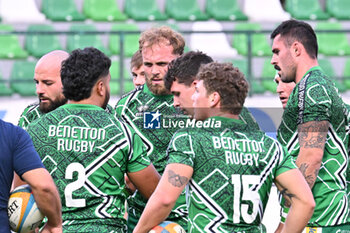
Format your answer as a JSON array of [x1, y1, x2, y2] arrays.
[[1, 119, 28, 141], [262, 132, 279, 144], [172, 122, 211, 138], [0, 119, 16, 132], [345, 103, 350, 111], [261, 132, 286, 156], [105, 104, 115, 114], [20, 102, 40, 116], [306, 68, 333, 87], [18, 102, 42, 128], [116, 85, 143, 104]]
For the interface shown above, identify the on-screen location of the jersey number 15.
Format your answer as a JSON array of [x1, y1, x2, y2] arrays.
[[232, 174, 260, 224]]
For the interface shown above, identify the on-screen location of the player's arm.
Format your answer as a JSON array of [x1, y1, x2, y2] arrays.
[[133, 163, 193, 233], [12, 172, 27, 189], [274, 169, 315, 233], [127, 163, 160, 199], [296, 120, 328, 188], [22, 168, 62, 232], [124, 174, 136, 195]]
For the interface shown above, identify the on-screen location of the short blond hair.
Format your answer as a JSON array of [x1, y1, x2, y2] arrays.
[[139, 26, 185, 55]]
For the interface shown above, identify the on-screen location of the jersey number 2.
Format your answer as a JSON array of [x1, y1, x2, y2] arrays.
[[232, 174, 260, 224], [65, 163, 86, 207]]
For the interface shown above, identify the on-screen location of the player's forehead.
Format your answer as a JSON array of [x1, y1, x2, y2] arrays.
[[170, 80, 187, 92], [272, 34, 286, 50], [34, 71, 61, 83], [131, 65, 144, 74], [35, 64, 61, 82], [142, 43, 177, 63]]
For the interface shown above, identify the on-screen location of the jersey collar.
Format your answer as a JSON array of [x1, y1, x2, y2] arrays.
[[208, 116, 244, 125], [302, 66, 322, 80], [61, 104, 104, 110]]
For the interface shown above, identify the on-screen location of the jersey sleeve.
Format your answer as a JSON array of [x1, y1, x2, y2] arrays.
[[167, 130, 195, 167], [12, 125, 44, 177], [114, 96, 128, 118], [274, 141, 297, 177], [298, 82, 332, 124], [126, 127, 152, 173]]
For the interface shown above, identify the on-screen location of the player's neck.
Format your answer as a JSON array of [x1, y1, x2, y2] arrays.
[[68, 98, 102, 108], [295, 58, 319, 84], [210, 111, 239, 120]]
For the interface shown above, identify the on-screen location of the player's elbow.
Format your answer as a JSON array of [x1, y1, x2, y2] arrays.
[[155, 191, 178, 208], [303, 197, 315, 214], [31, 182, 58, 202], [300, 182, 315, 209], [294, 192, 315, 218]]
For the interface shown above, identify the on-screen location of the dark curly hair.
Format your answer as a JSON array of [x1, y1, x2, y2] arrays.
[[61, 47, 111, 101], [164, 51, 213, 91], [271, 19, 318, 59], [196, 62, 249, 115]]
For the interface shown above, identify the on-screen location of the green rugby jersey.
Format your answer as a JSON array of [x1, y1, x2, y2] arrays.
[[115, 85, 188, 229], [168, 116, 295, 233], [18, 103, 42, 130], [239, 106, 261, 131], [18, 102, 115, 130], [277, 66, 350, 227], [115, 85, 260, 231], [27, 104, 150, 232], [346, 104, 350, 200]]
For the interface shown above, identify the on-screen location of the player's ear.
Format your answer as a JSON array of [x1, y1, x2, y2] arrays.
[[209, 92, 220, 108], [96, 79, 105, 96], [291, 42, 301, 57]]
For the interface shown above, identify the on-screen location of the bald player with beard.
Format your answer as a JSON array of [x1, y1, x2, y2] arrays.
[[13, 50, 69, 188], [18, 50, 69, 130]]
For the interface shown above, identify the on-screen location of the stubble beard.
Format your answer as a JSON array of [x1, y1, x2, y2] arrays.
[[39, 96, 67, 113], [145, 76, 170, 96], [102, 91, 110, 110]]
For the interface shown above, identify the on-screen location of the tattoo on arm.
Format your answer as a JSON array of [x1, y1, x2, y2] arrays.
[[280, 188, 296, 207], [167, 170, 189, 188], [298, 121, 329, 149], [299, 163, 319, 188]]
